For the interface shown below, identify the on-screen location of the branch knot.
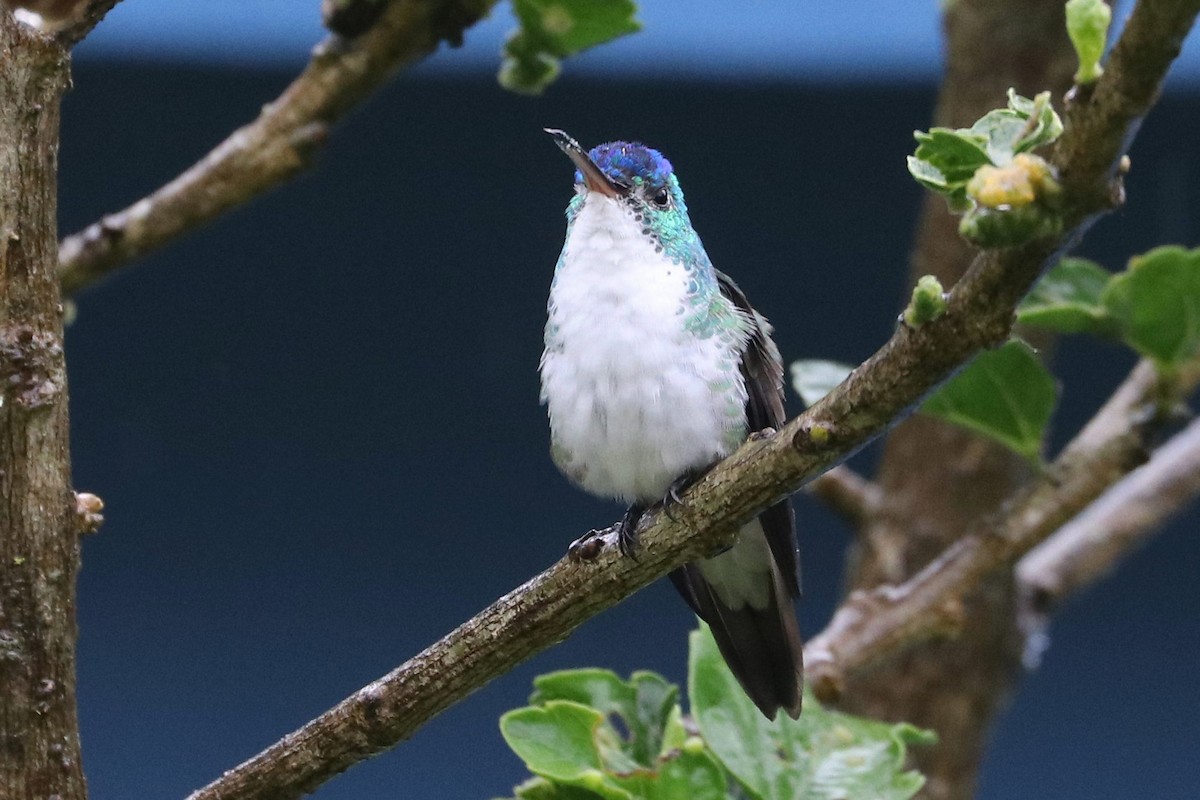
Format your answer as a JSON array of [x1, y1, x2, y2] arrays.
[[0, 323, 64, 410]]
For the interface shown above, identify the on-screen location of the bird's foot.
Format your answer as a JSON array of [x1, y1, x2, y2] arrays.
[[567, 504, 648, 562], [568, 484, 705, 562], [617, 503, 647, 560], [661, 468, 707, 522]]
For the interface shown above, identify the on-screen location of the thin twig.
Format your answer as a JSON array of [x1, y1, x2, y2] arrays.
[[807, 465, 881, 528], [181, 3, 1200, 797], [1017, 413, 1200, 619], [56, 0, 499, 295]]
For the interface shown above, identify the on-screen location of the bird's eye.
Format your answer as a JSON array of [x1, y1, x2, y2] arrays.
[[649, 187, 670, 207]]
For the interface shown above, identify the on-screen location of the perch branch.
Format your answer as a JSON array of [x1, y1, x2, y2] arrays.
[[182, 3, 1200, 798], [1017, 411, 1200, 618], [807, 465, 881, 528], [56, 0, 499, 295]]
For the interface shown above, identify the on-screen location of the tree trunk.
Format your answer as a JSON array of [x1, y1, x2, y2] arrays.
[[0, 16, 84, 800], [841, 2, 1077, 799]]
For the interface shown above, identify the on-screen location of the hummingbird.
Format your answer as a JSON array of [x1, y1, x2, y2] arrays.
[[539, 129, 803, 719]]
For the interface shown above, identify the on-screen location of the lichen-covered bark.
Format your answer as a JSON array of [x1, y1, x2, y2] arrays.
[[0, 17, 83, 800], [840, 2, 1077, 799]]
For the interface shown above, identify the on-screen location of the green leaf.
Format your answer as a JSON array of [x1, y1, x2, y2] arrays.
[[501, 701, 629, 798], [500, 0, 641, 94], [1018, 257, 1116, 334], [970, 108, 1030, 167], [636, 742, 727, 800], [501, 669, 728, 800], [1066, 0, 1112, 84], [504, 776, 611, 800], [905, 155, 949, 192], [606, 741, 728, 800], [530, 669, 678, 766], [1007, 90, 1064, 156], [689, 625, 932, 800], [921, 340, 1058, 462], [967, 91, 1062, 167], [1102, 245, 1200, 369], [909, 90, 1062, 209], [789, 360, 855, 407], [499, 42, 561, 96], [911, 129, 991, 185]]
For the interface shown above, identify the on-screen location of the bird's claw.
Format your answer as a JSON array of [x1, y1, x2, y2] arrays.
[[570, 487, 697, 562], [617, 504, 646, 560], [662, 484, 686, 522], [661, 469, 705, 522]]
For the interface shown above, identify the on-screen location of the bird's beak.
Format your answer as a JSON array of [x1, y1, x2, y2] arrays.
[[545, 128, 625, 199]]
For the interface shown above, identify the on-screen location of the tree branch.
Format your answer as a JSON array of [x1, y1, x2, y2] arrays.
[[179, 3, 1200, 797], [56, 0, 499, 295], [56, 0, 122, 46], [0, 13, 83, 800], [841, 3, 1198, 796], [806, 359, 1199, 700], [848, 4, 1076, 790], [1054, 0, 1199, 202], [1017, 411, 1200, 622], [807, 465, 881, 528]]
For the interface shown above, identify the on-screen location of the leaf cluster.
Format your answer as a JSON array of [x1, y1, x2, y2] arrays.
[[792, 246, 1200, 463], [500, 0, 640, 94], [496, 626, 931, 800], [907, 90, 1062, 206], [907, 90, 1064, 248], [1020, 247, 1200, 374]]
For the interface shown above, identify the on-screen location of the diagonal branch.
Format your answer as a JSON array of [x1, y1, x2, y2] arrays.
[[805, 358, 1199, 700], [180, 3, 1200, 798], [807, 465, 881, 529], [1017, 409, 1200, 621], [56, 0, 499, 295], [1054, 0, 1199, 200]]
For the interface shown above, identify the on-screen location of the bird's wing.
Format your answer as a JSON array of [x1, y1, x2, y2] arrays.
[[714, 270, 799, 597], [666, 271, 804, 719]]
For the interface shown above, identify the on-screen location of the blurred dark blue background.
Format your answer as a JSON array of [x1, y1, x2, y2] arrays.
[[59, 13, 1199, 800]]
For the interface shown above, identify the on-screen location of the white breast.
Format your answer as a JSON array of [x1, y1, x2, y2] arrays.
[[540, 196, 748, 503]]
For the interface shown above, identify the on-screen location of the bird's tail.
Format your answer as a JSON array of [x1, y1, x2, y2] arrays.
[[670, 520, 803, 720]]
